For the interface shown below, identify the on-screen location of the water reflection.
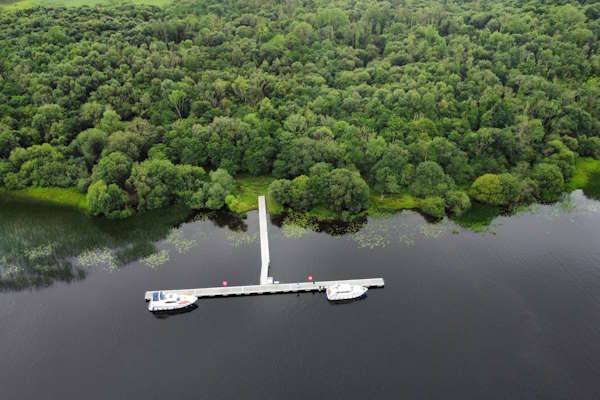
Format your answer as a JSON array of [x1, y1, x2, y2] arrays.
[[1, 190, 598, 291], [151, 304, 199, 319], [326, 294, 369, 306], [0, 196, 247, 291], [271, 212, 367, 237]]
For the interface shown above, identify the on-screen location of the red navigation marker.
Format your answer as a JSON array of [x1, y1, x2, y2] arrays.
[[222, 280, 228, 287], [308, 275, 313, 281]]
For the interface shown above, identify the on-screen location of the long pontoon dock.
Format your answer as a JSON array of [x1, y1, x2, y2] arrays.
[[145, 196, 384, 301]]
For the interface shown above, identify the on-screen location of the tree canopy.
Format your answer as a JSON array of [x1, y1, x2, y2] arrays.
[[1, 0, 599, 217]]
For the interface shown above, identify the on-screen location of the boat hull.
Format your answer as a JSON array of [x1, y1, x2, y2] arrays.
[[148, 293, 198, 312], [326, 285, 368, 301]]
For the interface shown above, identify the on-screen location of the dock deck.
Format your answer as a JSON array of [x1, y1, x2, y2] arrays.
[[258, 196, 271, 284], [144, 278, 384, 300], [144, 195, 384, 302]]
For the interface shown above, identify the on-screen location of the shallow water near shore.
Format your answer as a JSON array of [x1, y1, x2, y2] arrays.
[[1, 191, 600, 399]]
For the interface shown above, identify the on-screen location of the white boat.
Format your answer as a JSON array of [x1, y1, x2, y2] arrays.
[[326, 284, 368, 301], [148, 291, 198, 312]]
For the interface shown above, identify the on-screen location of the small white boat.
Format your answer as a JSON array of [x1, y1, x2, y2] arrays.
[[148, 291, 198, 312], [326, 284, 368, 301]]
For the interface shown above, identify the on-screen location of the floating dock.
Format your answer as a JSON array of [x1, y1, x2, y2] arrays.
[[258, 195, 272, 285], [144, 278, 384, 301], [145, 196, 384, 301]]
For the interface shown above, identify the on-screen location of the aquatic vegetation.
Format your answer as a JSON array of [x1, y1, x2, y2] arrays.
[[280, 213, 318, 239], [349, 219, 394, 249], [76, 248, 116, 271], [0, 197, 193, 289], [166, 229, 196, 254], [141, 250, 170, 269], [24, 243, 55, 262], [398, 233, 416, 247], [419, 221, 449, 239], [0, 257, 23, 281], [352, 231, 389, 249], [226, 231, 258, 247]]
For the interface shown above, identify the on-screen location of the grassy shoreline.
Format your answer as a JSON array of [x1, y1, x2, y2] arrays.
[[566, 157, 600, 199], [2, 157, 598, 222], [0, 187, 89, 211], [233, 176, 420, 220]]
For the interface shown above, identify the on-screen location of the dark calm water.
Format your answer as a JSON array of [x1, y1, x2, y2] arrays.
[[1, 192, 600, 399]]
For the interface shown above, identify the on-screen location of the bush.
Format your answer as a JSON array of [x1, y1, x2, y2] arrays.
[[470, 174, 504, 205], [87, 180, 129, 218], [205, 183, 227, 210], [533, 163, 564, 202], [186, 188, 205, 209], [445, 190, 471, 215], [128, 159, 179, 211], [289, 175, 312, 211], [269, 179, 292, 206], [410, 161, 454, 198], [92, 151, 132, 186], [0, 161, 12, 186], [5, 144, 84, 189], [421, 196, 446, 219], [579, 136, 600, 159], [327, 168, 370, 214], [225, 194, 240, 211]]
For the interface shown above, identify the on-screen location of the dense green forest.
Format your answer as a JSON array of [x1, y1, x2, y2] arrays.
[[1, 0, 599, 219]]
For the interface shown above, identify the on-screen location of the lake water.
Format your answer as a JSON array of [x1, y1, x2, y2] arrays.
[[1, 192, 600, 399]]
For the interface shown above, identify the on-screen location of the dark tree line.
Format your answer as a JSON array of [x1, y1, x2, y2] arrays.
[[1, 0, 599, 217]]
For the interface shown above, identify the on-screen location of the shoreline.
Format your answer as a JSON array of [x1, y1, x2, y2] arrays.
[[0, 187, 89, 212], [2, 157, 598, 223]]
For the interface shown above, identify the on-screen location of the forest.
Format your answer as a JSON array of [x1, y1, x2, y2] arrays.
[[1, 0, 599, 219]]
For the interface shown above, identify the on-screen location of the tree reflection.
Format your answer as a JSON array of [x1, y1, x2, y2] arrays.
[[0, 198, 248, 291]]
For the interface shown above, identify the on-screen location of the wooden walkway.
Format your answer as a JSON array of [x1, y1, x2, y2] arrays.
[[144, 195, 385, 302], [258, 196, 272, 284], [144, 278, 384, 300]]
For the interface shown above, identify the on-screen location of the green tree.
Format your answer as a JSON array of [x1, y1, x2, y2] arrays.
[[87, 180, 129, 218], [98, 107, 124, 134], [243, 136, 276, 175], [73, 128, 108, 167], [175, 164, 206, 203], [205, 183, 227, 210], [421, 196, 445, 219], [0, 130, 17, 159], [269, 179, 293, 206], [410, 161, 454, 198], [327, 169, 369, 214], [168, 90, 188, 119], [470, 174, 505, 206], [445, 190, 471, 216], [533, 163, 564, 203], [128, 159, 179, 211], [92, 152, 132, 186], [105, 131, 142, 161], [187, 188, 206, 210], [31, 104, 63, 142], [289, 175, 312, 211]]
